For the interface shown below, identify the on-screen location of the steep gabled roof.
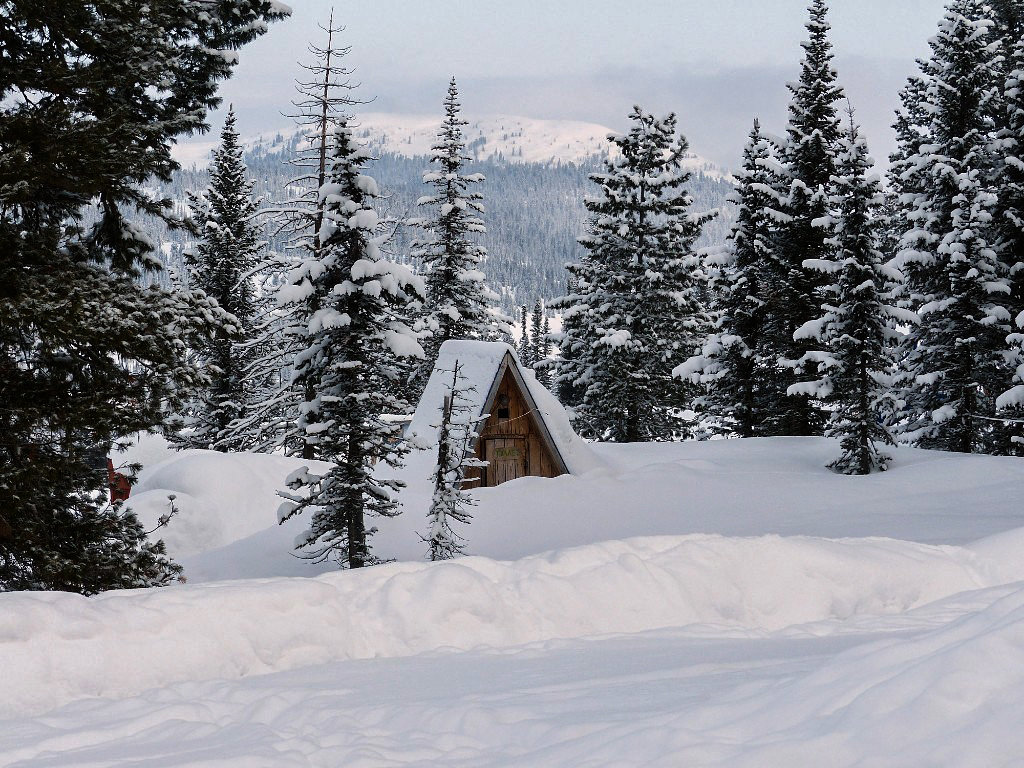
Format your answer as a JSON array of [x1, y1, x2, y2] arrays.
[[407, 340, 601, 475], [480, 349, 569, 475]]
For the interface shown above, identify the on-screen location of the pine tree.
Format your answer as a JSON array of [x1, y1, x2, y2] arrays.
[[891, 0, 1013, 453], [990, 0, 1024, 43], [530, 298, 545, 370], [0, 0, 287, 592], [675, 119, 790, 437], [243, 14, 362, 458], [548, 277, 591, 408], [773, 0, 845, 436], [518, 304, 532, 365], [992, 11, 1024, 450], [172, 107, 263, 451], [410, 78, 503, 394], [424, 361, 480, 561], [888, 74, 933, 244], [539, 313, 554, 388], [573, 107, 713, 442], [995, 18, 1024, 290], [792, 117, 910, 473], [276, 122, 424, 569]]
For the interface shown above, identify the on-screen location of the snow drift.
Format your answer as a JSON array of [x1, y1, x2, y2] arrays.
[[127, 442, 333, 559], [122, 435, 1024, 582], [3, 531, 1024, 719], [672, 583, 1024, 767]]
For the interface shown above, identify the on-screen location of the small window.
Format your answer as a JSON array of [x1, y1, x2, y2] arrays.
[[497, 393, 510, 419]]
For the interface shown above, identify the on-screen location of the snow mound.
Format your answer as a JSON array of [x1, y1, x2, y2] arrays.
[[117, 435, 1024, 582], [698, 583, 1024, 766], [1, 532, 1019, 718], [128, 447, 332, 558]]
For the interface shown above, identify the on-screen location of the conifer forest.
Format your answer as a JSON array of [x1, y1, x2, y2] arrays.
[[3, 2, 1024, 765]]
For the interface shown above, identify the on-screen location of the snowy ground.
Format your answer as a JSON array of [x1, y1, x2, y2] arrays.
[[2, 437, 1024, 766], [123, 434, 1024, 580]]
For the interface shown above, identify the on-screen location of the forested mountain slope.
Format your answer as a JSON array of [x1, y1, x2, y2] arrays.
[[143, 117, 735, 309]]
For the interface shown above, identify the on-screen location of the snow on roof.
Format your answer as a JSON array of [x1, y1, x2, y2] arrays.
[[407, 339, 602, 475]]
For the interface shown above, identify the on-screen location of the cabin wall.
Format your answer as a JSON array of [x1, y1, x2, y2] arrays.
[[463, 367, 563, 488]]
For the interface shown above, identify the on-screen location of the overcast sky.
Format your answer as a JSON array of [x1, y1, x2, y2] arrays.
[[208, 0, 948, 169]]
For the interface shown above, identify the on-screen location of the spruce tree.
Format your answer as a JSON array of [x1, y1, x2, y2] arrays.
[[530, 298, 545, 370], [0, 0, 287, 592], [888, 74, 933, 240], [539, 313, 554, 388], [173, 107, 263, 451], [792, 118, 909, 473], [992, 13, 1024, 450], [990, 0, 1024, 43], [995, 21, 1024, 294], [548, 276, 591, 408], [424, 361, 479, 561], [574, 107, 713, 442], [242, 14, 362, 457], [277, 122, 424, 568], [676, 119, 790, 437], [410, 78, 502, 394], [891, 0, 1014, 453], [773, 0, 845, 436], [518, 304, 532, 365]]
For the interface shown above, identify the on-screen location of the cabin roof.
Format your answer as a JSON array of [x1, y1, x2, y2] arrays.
[[407, 340, 601, 475], [479, 350, 568, 475]]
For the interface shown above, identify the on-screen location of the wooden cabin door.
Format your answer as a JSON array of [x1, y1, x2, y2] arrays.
[[485, 437, 527, 486]]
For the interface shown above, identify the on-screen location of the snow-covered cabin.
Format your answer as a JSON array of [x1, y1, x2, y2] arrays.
[[408, 340, 598, 487]]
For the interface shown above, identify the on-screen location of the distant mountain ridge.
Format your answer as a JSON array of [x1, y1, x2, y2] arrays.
[[153, 115, 735, 311], [173, 112, 729, 179]]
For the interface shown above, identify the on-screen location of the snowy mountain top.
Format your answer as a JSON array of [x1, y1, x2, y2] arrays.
[[356, 112, 618, 165], [171, 112, 728, 177]]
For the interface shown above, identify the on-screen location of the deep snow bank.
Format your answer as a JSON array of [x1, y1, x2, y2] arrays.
[[126, 438, 332, 561], [692, 582, 1024, 767], [3, 531, 1024, 718], [124, 436, 1024, 582]]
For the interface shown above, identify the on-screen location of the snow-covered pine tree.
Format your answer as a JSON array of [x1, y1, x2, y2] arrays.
[[172, 107, 263, 451], [424, 361, 480, 561], [242, 14, 363, 458], [773, 0, 845, 436], [990, 0, 1024, 42], [548, 275, 591, 408], [993, 10, 1024, 290], [791, 116, 911, 473], [675, 119, 790, 437], [276, 121, 424, 569], [991, 9, 1024, 450], [887, 74, 933, 255], [891, 0, 1014, 454], [539, 313, 554, 388], [409, 78, 503, 395], [574, 107, 713, 442], [0, 0, 287, 593], [530, 298, 545, 371], [518, 304, 533, 365]]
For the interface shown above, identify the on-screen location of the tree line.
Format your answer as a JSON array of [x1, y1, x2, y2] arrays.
[[4, 0, 1022, 594], [550, 0, 1024, 474]]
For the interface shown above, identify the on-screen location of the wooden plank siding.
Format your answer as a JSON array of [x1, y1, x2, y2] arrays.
[[463, 364, 564, 488]]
